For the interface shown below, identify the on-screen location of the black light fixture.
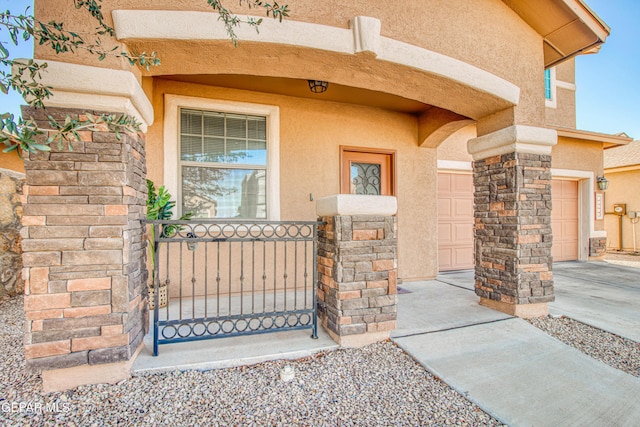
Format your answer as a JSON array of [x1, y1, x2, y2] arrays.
[[597, 176, 609, 191], [308, 80, 329, 93]]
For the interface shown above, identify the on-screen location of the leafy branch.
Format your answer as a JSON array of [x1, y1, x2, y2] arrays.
[[0, 0, 289, 157], [206, 0, 290, 44]]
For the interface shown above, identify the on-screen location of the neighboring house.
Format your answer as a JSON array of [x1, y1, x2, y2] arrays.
[[604, 139, 640, 251], [0, 0, 631, 390]]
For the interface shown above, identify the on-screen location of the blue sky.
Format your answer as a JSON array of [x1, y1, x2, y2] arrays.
[[1, 0, 638, 138]]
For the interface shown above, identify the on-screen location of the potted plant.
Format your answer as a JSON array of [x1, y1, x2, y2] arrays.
[[146, 179, 193, 309]]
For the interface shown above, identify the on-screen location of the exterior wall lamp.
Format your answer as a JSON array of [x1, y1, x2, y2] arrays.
[[308, 80, 329, 93], [597, 176, 609, 191]]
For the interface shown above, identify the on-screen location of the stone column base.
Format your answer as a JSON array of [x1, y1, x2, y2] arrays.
[[41, 343, 143, 392], [480, 298, 549, 318], [325, 328, 392, 348]]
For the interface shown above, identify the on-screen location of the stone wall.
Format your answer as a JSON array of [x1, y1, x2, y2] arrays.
[[0, 168, 25, 300], [589, 237, 607, 257], [473, 152, 554, 316], [317, 214, 397, 346], [20, 107, 148, 372]]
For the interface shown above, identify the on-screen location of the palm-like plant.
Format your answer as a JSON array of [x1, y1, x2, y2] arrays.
[[146, 179, 193, 288]]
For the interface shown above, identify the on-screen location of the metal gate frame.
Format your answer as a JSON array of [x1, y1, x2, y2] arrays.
[[145, 220, 320, 356]]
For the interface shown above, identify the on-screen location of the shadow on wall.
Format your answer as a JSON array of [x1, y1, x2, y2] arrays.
[[0, 168, 25, 301]]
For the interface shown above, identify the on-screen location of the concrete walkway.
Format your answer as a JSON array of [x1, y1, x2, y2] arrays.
[[552, 261, 640, 342], [393, 269, 640, 427]]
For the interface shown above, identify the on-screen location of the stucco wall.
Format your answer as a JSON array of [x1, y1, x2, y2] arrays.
[[552, 137, 603, 174], [35, 0, 545, 127], [604, 169, 640, 251], [436, 125, 477, 162], [150, 79, 438, 280], [0, 151, 26, 174], [552, 136, 605, 233], [545, 60, 577, 129]]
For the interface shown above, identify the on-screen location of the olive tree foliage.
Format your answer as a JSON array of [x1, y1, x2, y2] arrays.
[[0, 0, 289, 157]]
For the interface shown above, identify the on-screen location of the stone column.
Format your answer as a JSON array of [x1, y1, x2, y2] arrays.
[[0, 168, 25, 300], [20, 106, 148, 391], [316, 195, 398, 347], [468, 125, 557, 318]]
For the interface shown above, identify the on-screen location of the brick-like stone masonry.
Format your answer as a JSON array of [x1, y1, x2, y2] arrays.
[[473, 152, 554, 305], [317, 215, 397, 341], [0, 168, 25, 300], [589, 237, 606, 257], [20, 107, 148, 371]]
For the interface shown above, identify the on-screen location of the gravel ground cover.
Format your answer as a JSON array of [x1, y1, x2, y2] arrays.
[[527, 316, 640, 377], [1, 296, 501, 427]]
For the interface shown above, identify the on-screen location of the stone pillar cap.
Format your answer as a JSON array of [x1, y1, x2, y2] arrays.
[[316, 194, 397, 216]]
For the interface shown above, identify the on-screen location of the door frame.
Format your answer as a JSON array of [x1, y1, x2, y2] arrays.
[[340, 146, 397, 196]]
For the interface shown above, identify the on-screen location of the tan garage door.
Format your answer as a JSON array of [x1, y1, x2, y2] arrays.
[[438, 172, 474, 271], [551, 179, 579, 261]]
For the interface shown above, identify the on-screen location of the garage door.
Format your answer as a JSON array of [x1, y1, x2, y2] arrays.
[[438, 172, 474, 271], [551, 180, 579, 261]]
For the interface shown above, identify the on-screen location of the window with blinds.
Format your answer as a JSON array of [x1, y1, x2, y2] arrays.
[[179, 108, 268, 219]]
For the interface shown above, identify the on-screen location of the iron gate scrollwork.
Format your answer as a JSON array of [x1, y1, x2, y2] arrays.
[[145, 220, 320, 356]]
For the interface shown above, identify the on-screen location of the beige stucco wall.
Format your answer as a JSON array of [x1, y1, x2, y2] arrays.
[[603, 169, 640, 251], [552, 136, 605, 233], [0, 151, 26, 174], [545, 59, 577, 129], [35, 0, 545, 127], [436, 125, 477, 162], [552, 137, 603, 175], [150, 78, 438, 280]]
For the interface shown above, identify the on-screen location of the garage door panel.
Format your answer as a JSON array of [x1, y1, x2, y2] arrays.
[[454, 199, 474, 218], [551, 179, 579, 261], [438, 249, 453, 270], [438, 223, 452, 244], [454, 223, 474, 242], [438, 172, 474, 271], [438, 198, 452, 217], [453, 174, 473, 193]]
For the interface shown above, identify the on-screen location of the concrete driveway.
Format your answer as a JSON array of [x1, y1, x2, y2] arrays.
[[392, 262, 640, 427], [551, 261, 640, 342]]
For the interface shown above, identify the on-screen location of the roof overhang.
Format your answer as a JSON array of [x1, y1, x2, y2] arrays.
[[503, 0, 610, 68], [552, 126, 632, 149]]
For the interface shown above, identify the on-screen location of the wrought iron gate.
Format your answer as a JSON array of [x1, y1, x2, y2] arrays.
[[146, 220, 320, 356]]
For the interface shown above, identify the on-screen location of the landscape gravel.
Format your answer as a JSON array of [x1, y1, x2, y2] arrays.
[[1, 296, 502, 426], [527, 316, 640, 377]]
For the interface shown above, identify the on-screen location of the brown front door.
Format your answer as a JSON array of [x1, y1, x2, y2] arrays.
[[341, 148, 395, 196]]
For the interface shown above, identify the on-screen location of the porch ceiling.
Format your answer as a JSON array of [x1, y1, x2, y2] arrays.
[[503, 0, 610, 68], [160, 74, 433, 115]]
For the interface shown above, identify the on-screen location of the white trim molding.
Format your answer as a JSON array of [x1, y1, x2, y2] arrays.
[[163, 95, 281, 220], [467, 125, 557, 161], [316, 195, 397, 217], [20, 60, 153, 131], [436, 160, 473, 172], [112, 10, 520, 116]]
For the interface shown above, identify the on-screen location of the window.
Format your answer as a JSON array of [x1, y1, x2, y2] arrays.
[[544, 69, 552, 100], [544, 67, 557, 108], [340, 147, 396, 196], [164, 96, 280, 220]]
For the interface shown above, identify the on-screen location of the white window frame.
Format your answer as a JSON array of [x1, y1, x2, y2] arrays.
[[164, 95, 281, 220], [545, 67, 557, 109]]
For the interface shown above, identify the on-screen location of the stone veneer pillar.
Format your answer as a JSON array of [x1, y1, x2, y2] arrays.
[[316, 195, 398, 346], [20, 106, 148, 390], [468, 125, 558, 318], [0, 168, 25, 300]]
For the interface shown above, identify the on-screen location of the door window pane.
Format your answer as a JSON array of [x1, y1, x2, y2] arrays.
[[351, 162, 381, 195]]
